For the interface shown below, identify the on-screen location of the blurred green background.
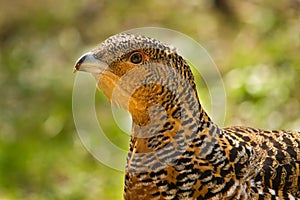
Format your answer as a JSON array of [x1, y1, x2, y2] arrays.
[[0, 0, 299, 199]]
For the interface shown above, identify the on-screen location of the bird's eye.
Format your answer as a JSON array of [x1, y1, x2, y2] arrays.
[[130, 52, 143, 64]]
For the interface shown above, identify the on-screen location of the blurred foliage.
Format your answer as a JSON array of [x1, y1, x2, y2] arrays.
[[0, 0, 299, 199]]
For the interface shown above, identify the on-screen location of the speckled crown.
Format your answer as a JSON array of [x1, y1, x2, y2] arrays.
[[91, 33, 177, 64]]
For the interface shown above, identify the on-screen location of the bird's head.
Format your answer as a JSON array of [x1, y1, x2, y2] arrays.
[[74, 33, 197, 126]]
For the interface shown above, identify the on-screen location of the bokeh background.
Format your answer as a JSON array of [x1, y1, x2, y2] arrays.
[[1, 0, 299, 199]]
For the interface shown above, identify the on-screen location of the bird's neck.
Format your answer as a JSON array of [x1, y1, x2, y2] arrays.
[[124, 58, 226, 199], [126, 58, 222, 171], [125, 80, 224, 199]]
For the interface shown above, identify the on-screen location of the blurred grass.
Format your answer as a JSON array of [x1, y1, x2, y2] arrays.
[[0, 0, 299, 199]]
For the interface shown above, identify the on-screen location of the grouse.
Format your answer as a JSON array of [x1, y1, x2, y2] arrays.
[[74, 33, 300, 200]]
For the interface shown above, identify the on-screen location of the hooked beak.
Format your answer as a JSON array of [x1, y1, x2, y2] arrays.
[[73, 52, 108, 75]]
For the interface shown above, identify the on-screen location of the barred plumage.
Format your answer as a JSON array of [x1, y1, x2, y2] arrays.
[[74, 33, 300, 199]]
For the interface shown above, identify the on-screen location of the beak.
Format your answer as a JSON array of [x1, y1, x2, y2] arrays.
[[73, 52, 108, 74]]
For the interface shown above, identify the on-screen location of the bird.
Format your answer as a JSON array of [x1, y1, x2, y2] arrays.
[[74, 33, 300, 200]]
